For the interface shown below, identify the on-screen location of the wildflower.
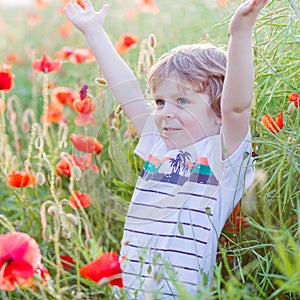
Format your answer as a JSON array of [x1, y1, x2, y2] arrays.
[[56, 156, 74, 176], [41, 101, 64, 124], [51, 86, 75, 107], [73, 154, 99, 173], [56, 153, 99, 176], [288, 93, 299, 107], [7, 169, 36, 188], [224, 204, 248, 234], [0, 232, 41, 291], [70, 190, 91, 209], [115, 33, 139, 55], [33, 263, 51, 285], [35, 0, 49, 10], [69, 48, 95, 64], [55, 47, 73, 60], [32, 53, 62, 74], [27, 12, 43, 26], [80, 252, 124, 288], [73, 85, 97, 126], [70, 133, 103, 154], [21, 263, 51, 288], [135, 0, 160, 14], [0, 65, 14, 92], [5, 53, 19, 64], [63, 0, 85, 9], [58, 21, 72, 38], [217, 0, 227, 6], [60, 255, 75, 270], [261, 110, 283, 134]]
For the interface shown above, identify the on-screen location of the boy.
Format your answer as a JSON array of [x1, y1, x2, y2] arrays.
[[64, 0, 268, 298]]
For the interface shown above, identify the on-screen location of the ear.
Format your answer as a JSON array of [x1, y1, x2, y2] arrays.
[[215, 115, 222, 125]]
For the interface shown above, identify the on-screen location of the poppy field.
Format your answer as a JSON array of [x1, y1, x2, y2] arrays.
[[0, 0, 299, 299]]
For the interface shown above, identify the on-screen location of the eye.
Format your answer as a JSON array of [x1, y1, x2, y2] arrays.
[[177, 97, 189, 106], [155, 99, 165, 109]]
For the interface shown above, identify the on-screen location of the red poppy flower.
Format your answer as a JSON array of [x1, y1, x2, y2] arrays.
[[32, 53, 62, 74], [217, 0, 227, 6], [224, 204, 248, 234], [69, 48, 95, 64], [0, 65, 14, 92], [55, 47, 73, 60], [56, 156, 74, 177], [115, 34, 139, 55], [261, 110, 283, 134], [58, 21, 72, 38], [73, 85, 97, 126], [73, 154, 99, 173], [70, 190, 91, 209], [41, 101, 64, 124], [136, 0, 159, 14], [51, 86, 75, 107], [27, 12, 43, 26], [76, 0, 86, 9], [0, 98, 6, 113], [80, 252, 123, 288], [35, 0, 49, 10], [289, 93, 300, 107], [70, 133, 103, 154], [0, 232, 41, 291], [60, 255, 75, 270], [6, 53, 20, 64], [21, 263, 51, 288], [63, 0, 86, 9], [7, 169, 36, 188], [56, 153, 99, 176]]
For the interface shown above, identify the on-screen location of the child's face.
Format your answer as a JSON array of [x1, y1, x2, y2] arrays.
[[153, 76, 221, 149]]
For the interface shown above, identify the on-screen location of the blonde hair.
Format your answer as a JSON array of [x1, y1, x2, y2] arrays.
[[147, 44, 227, 118]]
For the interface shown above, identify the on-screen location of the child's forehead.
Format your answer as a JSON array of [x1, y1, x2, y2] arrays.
[[153, 77, 193, 94], [153, 73, 193, 94]]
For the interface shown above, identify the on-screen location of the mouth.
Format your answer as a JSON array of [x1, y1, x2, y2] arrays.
[[163, 127, 180, 132]]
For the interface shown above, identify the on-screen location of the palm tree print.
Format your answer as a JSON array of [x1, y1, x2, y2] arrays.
[[169, 151, 191, 175]]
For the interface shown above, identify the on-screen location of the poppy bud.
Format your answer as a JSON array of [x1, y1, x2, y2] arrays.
[[287, 102, 296, 114], [36, 171, 46, 185], [95, 78, 108, 86], [148, 33, 156, 48]]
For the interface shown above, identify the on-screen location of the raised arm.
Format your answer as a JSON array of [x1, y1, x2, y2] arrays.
[[221, 0, 269, 157], [64, 0, 152, 134]]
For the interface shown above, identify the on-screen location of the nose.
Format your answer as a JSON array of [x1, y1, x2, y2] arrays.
[[162, 101, 175, 119]]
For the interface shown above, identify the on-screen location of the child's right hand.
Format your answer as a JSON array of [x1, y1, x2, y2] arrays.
[[229, 0, 269, 37], [64, 0, 109, 35]]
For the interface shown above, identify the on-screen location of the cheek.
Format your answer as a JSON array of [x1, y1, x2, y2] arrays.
[[153, 113, 161, 127]]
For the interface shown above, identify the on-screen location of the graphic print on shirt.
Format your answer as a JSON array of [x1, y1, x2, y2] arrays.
[[140, 151, 219, 187]]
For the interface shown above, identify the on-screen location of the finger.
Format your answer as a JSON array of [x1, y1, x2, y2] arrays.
[[64, 3, 77, 16], [63, 6, 72, 18], [84, 0, 93, 11], [99, 4, 110, 18]]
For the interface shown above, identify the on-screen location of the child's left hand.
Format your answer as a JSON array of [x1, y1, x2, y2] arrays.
[[230, 0, 269, 36]]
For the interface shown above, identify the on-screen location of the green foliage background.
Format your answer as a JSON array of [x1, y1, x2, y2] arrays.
[[0, 0, 299, 299]]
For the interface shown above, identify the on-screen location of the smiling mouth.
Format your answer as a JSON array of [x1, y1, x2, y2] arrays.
[[163, 127, 180, 131]]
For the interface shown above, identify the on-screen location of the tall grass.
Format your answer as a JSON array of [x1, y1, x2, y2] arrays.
[[0, 0, 299, 299]]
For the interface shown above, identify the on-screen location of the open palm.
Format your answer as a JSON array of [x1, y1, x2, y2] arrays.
[[230, 0, 269, 35], [64, 0, 109, 34]]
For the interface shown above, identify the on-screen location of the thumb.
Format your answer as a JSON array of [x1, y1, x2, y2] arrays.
[[100, 4, 110, 18]]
